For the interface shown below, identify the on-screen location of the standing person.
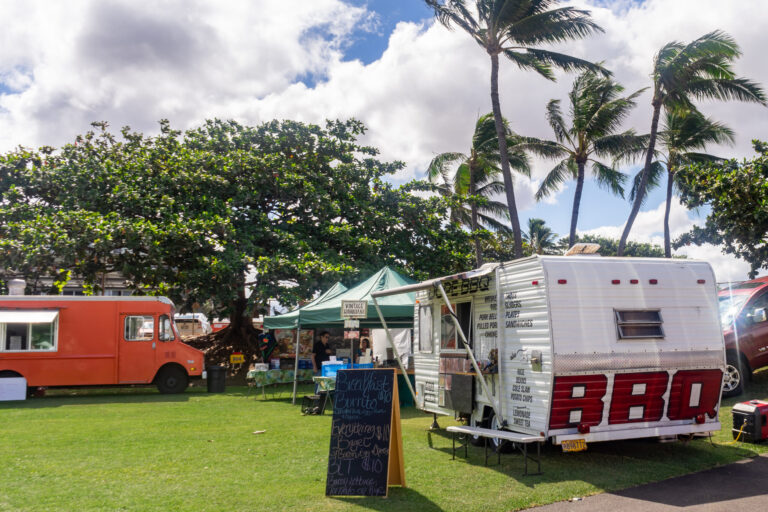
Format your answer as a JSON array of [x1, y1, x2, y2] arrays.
[[312, 331, 332, 374], [356, 338, 371, 363]]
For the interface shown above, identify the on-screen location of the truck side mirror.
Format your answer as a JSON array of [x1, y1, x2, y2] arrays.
[[753, 308, 767, 323]]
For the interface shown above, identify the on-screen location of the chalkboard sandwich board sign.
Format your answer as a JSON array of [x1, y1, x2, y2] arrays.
[[326, 368, 405, 497]]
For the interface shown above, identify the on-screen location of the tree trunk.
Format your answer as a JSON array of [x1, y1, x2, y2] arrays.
[[469, 162, 483, 267], [618, 101, 662, 256], [489, 52, 523, 259], [569, 161, 586, 248], [663, 169, 674, 258]]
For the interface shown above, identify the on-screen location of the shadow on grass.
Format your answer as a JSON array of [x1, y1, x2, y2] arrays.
[[333, 487, 443, 511], [421, 426, 759, 492]]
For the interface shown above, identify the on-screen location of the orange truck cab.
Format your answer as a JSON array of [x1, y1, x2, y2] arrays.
[[0, 296, 205, 393]]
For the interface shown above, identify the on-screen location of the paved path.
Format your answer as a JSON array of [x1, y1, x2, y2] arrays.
[[531, 453, 768, 511]]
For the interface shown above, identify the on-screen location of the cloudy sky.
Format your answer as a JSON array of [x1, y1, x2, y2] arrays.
[[1, 0, 766, 281]]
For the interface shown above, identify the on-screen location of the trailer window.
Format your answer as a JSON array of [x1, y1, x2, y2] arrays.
[[418, 305, 433, 353], [441, 302, 472, 350], [125, 316, 155, 341], [615, 310, 664, 339]]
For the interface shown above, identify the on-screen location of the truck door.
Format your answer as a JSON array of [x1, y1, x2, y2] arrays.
[[741, 292, 768, 368], [118, 314, 158, 384]]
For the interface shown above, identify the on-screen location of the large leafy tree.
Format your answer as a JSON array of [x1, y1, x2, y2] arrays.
[[426, 113, 531, 266], [535, 70, 644, 247], [556, 234, 665, 258], [0, 119, 475, 359], [617, 31, 766, 255], [425, 0, 603, 258], [675, 140, 768, 278], [626, 108, 734, 257]]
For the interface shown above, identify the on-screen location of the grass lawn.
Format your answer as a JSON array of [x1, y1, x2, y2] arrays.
[[1, 372, 768, 512]]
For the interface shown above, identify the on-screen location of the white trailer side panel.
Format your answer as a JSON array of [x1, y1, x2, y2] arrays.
[[412, 290, 453, 415], [543, 257, 723, 373], [497, 258, 553, 435]]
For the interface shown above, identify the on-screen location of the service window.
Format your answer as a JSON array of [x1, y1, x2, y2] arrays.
[[159, 315, 174, 341], [0, 311, 58, 352], [441, 302, 472, 350], [615, 310, 664, 339], [418, 305, 433, 353], [125, 316, 155, 341]]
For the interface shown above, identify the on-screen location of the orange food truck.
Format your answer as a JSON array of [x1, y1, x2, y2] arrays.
[[0, 296, 205, 394]]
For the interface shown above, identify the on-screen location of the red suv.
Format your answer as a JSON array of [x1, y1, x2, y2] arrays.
[[719, 276, 768, 397]]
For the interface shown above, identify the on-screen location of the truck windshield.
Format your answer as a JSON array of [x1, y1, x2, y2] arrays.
[[719, 295, 748, 326]]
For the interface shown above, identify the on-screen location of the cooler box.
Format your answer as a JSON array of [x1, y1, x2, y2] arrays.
[[732, 400, 768, 442], [321, 362, 349, 378], [351, 363, 374, 369]]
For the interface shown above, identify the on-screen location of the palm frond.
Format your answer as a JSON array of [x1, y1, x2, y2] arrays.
[[504, 7, 604, 46], [545, 99, 571, 144], [536, 158, 573, 200], [681, 77, 767, 104], [519, 48, 610, 76], [502, 48, 555, 80], [590, 161, 626, 198], [426, 151, 467, 186], [593, 132, 649, 161], [629, 161, 665, 203]]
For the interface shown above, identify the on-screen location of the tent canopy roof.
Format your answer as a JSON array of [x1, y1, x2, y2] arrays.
[[263, 266, 416, 329]]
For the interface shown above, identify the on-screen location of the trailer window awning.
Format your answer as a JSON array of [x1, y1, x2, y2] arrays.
[[0, 310, 59, 323], [371, 263, 499, 299]]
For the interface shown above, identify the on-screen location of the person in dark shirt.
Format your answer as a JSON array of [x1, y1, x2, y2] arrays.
[[312, 331, 332, 374]]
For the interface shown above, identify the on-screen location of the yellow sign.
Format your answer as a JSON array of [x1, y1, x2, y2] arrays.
[[230, 353, 245, 364], [561, 439, 587, 452]]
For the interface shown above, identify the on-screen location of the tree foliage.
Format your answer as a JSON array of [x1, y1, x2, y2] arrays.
[[559, 234, 665, 258], [0, 119, 475, 330], [675, 140, 768, 278]]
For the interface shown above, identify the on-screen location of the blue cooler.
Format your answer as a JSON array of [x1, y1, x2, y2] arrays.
[[321, 362, 349, 378]]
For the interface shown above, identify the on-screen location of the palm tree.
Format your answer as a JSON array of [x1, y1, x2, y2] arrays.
[[427, 113, 530, 266], [617, 31, 766, 255], [535, 69, 645, 248], [523, 218, 558, 255], [625, 108, 735, 257], [425, 0, 604, 259]]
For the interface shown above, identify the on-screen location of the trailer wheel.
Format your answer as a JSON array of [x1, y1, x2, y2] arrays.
[[488, 411, 514, 453], [723, 353, 749, 398], [156, 366, 188, 394], [469, 414, 486, 446]]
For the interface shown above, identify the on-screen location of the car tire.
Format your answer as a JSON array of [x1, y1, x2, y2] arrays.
[[723, 354, 750, 398], [156, 366, 189, 394]]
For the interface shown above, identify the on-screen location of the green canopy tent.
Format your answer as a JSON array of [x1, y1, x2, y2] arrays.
[[263, 267, 417, 403], [264, 281, 348, 330]]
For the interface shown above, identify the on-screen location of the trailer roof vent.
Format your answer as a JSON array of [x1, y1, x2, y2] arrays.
[[565, 243, 601, 256]]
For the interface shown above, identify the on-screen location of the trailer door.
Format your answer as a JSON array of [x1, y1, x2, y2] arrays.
[[118, 314, 158, 383]]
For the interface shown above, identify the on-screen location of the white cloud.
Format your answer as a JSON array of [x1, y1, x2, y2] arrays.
[[1, 0, 766, 277]]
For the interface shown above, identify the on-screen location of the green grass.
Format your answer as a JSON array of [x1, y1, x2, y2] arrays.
[[1, 373, 768, 512]]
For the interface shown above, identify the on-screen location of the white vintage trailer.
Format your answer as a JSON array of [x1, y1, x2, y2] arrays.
[[372, 254, 726, 448]]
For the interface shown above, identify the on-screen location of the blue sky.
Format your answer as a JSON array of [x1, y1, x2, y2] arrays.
[[0, 0, 765, 280]]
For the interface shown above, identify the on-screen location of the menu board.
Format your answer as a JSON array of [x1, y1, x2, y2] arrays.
[[325, 369, 405, 497]]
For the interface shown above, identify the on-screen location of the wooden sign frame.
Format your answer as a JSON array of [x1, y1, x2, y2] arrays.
[[326, 368, 405, 497]]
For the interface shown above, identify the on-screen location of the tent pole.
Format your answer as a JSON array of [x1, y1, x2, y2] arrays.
[[291, 324, 300, 405], [372, 296, 417, 402], [436, 283, 501, 423]]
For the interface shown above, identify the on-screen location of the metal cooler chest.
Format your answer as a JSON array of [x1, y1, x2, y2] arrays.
[[732, 400, 768, 442]]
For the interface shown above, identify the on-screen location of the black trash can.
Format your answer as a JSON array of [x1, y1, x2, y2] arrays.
[[206, 365, 226, 393]]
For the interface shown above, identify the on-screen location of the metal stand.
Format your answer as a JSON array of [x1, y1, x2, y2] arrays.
[[430, 413, 440, 430]]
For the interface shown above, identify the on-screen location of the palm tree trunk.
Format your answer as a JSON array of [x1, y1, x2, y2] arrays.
[[663, 169, 674, 258], [569, 161, 585, 248], [489, 52, 523, 259], [469, 163, 483, 267], [618, 101, 662, 256]]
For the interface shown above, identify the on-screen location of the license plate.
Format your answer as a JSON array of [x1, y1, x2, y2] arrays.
[[561, 439, 587, 452]]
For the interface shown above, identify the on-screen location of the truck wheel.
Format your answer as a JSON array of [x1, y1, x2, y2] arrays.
[[723, 354, 749, 398], [488, 411, 514, 453], [156, 367, 188, 394]]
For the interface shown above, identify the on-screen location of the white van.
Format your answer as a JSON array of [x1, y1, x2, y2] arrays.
[[173, 313, 212, 337]]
